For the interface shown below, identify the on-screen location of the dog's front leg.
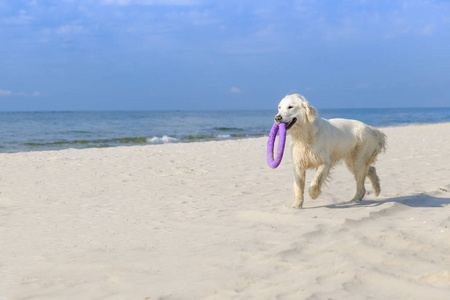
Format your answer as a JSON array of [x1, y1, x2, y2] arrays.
[[292, 165, 306, 208], [309, 162, 331, 199]]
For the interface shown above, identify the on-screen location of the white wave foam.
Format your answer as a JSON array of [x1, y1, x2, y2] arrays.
[[217, 134, 231, 139], [148, 135, 178, 144]]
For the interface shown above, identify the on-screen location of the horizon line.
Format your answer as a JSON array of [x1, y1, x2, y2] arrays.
[[1, 106, 450, 114]]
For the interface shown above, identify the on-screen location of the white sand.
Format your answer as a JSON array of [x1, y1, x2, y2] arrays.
[[1, 123, 449, 300]]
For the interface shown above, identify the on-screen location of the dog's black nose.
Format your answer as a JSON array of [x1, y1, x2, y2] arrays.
[[275, 115, 283, 123]]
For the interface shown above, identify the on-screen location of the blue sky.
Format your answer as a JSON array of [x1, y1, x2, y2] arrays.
[[1, 0, 449, 111]]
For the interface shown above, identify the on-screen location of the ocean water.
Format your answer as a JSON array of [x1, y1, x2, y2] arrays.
[[1, 107, 449, 153]]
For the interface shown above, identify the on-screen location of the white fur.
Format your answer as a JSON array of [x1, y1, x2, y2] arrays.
[[275, 94, 387, 208]]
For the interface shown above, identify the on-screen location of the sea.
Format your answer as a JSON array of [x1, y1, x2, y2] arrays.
[[1, 107, 450, 153]]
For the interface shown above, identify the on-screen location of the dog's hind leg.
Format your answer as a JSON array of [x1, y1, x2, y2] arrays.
[[351, 167, 367, 202], [367, 166, 381, 197], [345, 156, 367, 203]]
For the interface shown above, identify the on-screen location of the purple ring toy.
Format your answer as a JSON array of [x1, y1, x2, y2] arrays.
[[267, 122, 286, 168]]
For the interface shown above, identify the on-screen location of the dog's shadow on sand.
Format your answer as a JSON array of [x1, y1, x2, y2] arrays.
[[314, 191, 450, 210]]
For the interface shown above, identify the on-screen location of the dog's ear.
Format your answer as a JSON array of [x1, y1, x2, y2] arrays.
[[302, 102, 317, 123]]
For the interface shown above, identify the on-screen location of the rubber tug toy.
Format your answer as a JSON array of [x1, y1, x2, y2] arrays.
[[267, 122, 286, 168]]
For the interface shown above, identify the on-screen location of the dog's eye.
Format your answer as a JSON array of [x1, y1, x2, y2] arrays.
[[288, 106, 294, 109]]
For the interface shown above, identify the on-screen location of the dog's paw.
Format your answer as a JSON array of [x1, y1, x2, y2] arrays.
[[349, 199, 363, 205], [309, 185, 321, 199], [291, 202, 303, 209]]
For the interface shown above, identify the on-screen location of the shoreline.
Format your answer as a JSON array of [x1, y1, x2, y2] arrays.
[[2, 121, 450, 155], [1, 122, 449, 299]]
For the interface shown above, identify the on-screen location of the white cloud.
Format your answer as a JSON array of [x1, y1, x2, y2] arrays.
[[56, 25, 84, 35], [2, 9, 33, 25], [101, 0, 199, 5], [102, 0, 131, 4], [419, 24, 435, 35], [0, 89, 13, 97], [230, 87, 241, 94], [0, 89, 42, 97]]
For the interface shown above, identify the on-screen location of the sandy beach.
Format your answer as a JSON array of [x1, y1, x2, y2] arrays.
[[1, 122, 449, 300]]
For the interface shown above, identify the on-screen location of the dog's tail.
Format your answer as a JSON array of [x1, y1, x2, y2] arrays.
[[375, 127, 387, 153], [368, 126, 387, 154]]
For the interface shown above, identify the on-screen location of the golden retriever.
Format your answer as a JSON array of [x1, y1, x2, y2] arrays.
[[275, 94, 387, 208]]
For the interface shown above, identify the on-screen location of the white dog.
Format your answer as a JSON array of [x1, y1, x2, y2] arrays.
[[275, 94, 386, 208]]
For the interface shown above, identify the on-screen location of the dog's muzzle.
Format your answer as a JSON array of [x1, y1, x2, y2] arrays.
[[275, 115, 297, 130]]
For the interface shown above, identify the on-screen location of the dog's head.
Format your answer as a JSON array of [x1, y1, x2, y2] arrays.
[[274, 94, 317, 130]]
